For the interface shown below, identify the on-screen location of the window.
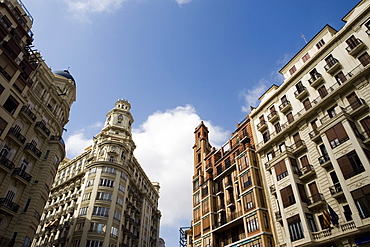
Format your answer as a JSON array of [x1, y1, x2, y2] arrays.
[[325, 54, 337, 67], [246, 213, 259, 232], [22, 237, 30, 247], [86, 240, 103, 247], [202, 216, 210, 232], [82, 193, 91, 201], [302, 53, 310, 63], [3, 95, 19, 115], [346, 35, 360, 50], [194, 192, 200, 205], [306, 213, 318, 232], [297, 183, 308, 203], [194, 207, 201, 222], [79, 207, 88, 216], [347, 92, 361, 111], [86, 179, 95, 187], [241, 171, 252, 189], [295, 81, 305, 93], [89, 167, 97, 174], [243, 191, 254, 210], [303, 98, 311, 110], [352, 185, 370, 219], [343, 205, 353, 221], [92, 206, 109, 217], [202, 199, 209, 214], [113, 211, 121, 221], [359, 52, 370, 67], [96, 192, 112, 201], [289, 65, 297, 75], [286, 112, 294, 124], [0, 117, 7, 135], [116, 197, 123, 206], [316, 39, 325, 49], [275, 159, 288, 181], [111, 226, 119, 237], [318, 85, 328, 98], [334, 71, 347, 85], [118, 183, 125, 192], [75, 222, 84, 230], [0, 84, 4, 94], [288, 215, 304, 241], [309, 68, 320, 80], [325, 123, 349, 148], [262, 131, 270, 143], [280, 185, 295, 208], [102, 166, 116, 174], [90, 223, 106, 233], [201, 185, 208, 197], [327, 105, 337, 118], [99, 179, 114, 188], [338, 150, 365, 179], [274, 122, 281, 133]]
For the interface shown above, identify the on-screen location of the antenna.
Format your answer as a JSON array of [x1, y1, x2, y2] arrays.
[[301, 34, 308, 44]]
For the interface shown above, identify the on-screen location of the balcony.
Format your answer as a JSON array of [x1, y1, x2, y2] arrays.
[[226, 199, 235, 208], [298, 165, 315, 180], [257, 120, 268, 132], [239, 132, 250, 144], [309, 129, 321, 142], [7, 127, 26, 145], [12, 168, 32, 183], [279, 100, 292, 113], [0, 198, 20, 214], [308, 73, 324, 88], [360, 131, 370, 144], [344, 98, 368, 117], [267, 110, 279, 123], [35, 121, 50, 137], [329, 184, 344, 199], [24, 143, 41, 158], [324, 58, 341, 74], [0, 156, 15, 170], [346, 38, 366, 56], [19, 106, 36, 122], [294, 86, 309, 100], [49, 136, 65, 148], [290, 140, 306, 154], [318, 155, 331, 169], [307, 193, 325, 209], [205, 162, 213, 172]]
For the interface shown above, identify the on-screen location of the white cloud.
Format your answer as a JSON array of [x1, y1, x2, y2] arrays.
[[240, 69, 283, 113], [65, 121, 103, 157], [133, 105, 229, 226]]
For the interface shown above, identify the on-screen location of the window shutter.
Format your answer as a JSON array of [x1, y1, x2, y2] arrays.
[[325, 128, 337, 143], [300, 156, 309, 167], [351, 188, 364, 200], [280, 187, 289, 208], [334, 123, 348, 143], [338, 155, 354, 179], [297, 184, 308, 203], [203, 217, 210, 229]]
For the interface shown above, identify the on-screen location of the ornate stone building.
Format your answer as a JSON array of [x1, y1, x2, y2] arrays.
[[0, 0, 76, 246], [190, 119, 274, 247], [249, 1, 370, 246], [33, 99, 161, 247]]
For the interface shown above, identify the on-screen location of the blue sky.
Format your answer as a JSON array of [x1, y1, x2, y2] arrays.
[[24, 0, 359, 246]]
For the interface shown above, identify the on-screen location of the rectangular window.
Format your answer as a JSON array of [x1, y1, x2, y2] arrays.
[[79, 207, 88, 216], [318, 85, 328, 98], [96, 192, 112, 201], [275, 159, 288, 181], [102, 166, 116, 174], [335, 71, 347, 85], [275, 122, 281, 133], [86, 179, 94, 187], [280, 185, 295, 208], [303, 98, 311, 110], [288, 215, 304, 241], [302, 53, 310, 63], [3, 95, 19, 115], [99, 179, 114, 188], [92, 206, 109, 217], [116, 197, 123, 206], [246, 213, 259, 232], [202, 199, 209, 214], [338, 150, 365, 179], [82, 193, 91, 201], [263, 131, 270, 143], [0, 117, 8, 135], [316, 39, 325, 49], [359, 52, 370, 67], [90, 223, 106, 233], [194, 192, 200, 205], [297, 183, 308, 203], [243, 191, 255, 211], [325, 123, 349, 148], [289, 65, 297, 75], [286, 112, 294, 124], [111, 226, 119, 237], [241, 171, 252, 189], [86, 240, 103, 247], [113, 211, 121, 221]]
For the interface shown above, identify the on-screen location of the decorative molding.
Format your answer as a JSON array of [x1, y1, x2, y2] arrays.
[[348, 177, 370, 190]]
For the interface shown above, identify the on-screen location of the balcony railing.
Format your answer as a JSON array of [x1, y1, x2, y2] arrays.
[[12, 168, 32, 182], [346, 38, 366, 56], [329, 183, 343, 197], [324, 58, 341, 73], [24, 143, 42, 158], [35, 121, 50, 136], [20, 106, 36, 122], [0, 198, 20, 213], [0, 156, 15, 170], [307, 193, 325, 207], [275, 211, 282, 221], [299, 165, 314, 177], [294, 86, 308, 100], [267, 110, 279, 122], [7, 127, 26, 144], [279, 100, 291, 113], [257, 120, 267, 131], [308, 73, 323, 87]]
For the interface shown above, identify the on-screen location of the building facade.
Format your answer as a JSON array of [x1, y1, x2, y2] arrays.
[[190, 119, 274, 247], [33, 99, 161, 247], [249, 1, 370, 246], [0, 0, 76, 246]]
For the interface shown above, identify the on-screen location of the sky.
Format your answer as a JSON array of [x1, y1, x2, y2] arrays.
[[23, 0, 360, 246]]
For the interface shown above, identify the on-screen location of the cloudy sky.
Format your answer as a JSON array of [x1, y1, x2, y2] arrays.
[[24, 0, 359, 245]]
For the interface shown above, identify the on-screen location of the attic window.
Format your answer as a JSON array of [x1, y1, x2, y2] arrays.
[[289, 65, 297, 75], [316, 39, 325, 49]]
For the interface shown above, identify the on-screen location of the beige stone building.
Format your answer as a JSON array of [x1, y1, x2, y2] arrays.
[[249, 0, 370, 246], [32, 99, 161, 247], [189, 119, 274, 247], [0, 0, 76, 246]]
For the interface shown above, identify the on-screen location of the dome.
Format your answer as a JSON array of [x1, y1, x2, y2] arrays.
[[53, 70, 76, 86]]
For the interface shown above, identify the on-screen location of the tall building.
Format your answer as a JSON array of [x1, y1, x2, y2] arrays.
[[249, 1, 370, 246], [0, 0, 76, 246], [33, 99, 161, 247], [190, 119, 274, 247]]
